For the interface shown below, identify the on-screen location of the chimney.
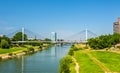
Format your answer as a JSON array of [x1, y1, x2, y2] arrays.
[[118, 17, 120, 24]]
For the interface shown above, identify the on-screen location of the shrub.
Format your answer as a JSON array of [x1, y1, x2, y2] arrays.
[[28, 47, 34, 53], [39, 46, 42, 51], [117, 46, 120, 49], [31, 42, 43, 46], [23, 50, 28, 54], [59, 55, 72, 73], [39, 45, 42, 49], [8, 53, 13, 56], [68, 49, 74, 56], [83, 46, 88, 49], [68, 46, 79, 56], [0, 57, 2, 61]]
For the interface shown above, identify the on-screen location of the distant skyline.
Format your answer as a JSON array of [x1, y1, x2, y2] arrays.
[[0, 0, 120, 39]]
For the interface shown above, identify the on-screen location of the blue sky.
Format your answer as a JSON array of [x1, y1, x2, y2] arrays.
[[0, 0, 120, 39]]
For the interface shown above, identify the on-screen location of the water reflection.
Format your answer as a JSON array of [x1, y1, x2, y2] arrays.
[[0, 44, 71, 73]]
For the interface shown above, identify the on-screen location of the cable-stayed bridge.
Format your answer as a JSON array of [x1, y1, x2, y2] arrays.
[[6, 28, 45, 40], [5, 28, 97, 44], [64, 29, 97, 43]]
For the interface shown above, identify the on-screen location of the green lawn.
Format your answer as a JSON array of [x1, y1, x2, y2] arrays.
[[91, 51, 120, 72], [74, 50, 104, 73], [70, 61, 76, 73], [0, 47, 27, 54]]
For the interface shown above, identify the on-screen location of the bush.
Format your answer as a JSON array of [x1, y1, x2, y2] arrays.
[[39, 45, 42, 49], [0, 57, 2, 61], [59, 55, 72, 73], [68, 49, 74, 56], [30, 42, 43, 46], [117, 46, 120, 49], [8, 53, 13, 56], [23, 50, 28, 54], [1, 39, 10, 49], [68, 46, 79, 56], [28, 47, 34, 53], [39, 46, 42, 51], [11, 44, 20, 47], [83, 46, 88, 49]]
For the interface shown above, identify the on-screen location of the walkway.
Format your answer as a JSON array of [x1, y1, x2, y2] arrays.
[[72, 56, 79, 73]]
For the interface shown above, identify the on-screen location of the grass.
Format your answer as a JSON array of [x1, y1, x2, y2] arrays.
[[0, 47, 27, 54], [70, 61, 76, 73], [0, 45, 41, 54], [68, 44, 120, 73], [91, 51, 120, 72], [74, 50, 104, 73]]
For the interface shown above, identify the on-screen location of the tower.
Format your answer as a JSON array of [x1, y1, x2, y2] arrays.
[[51, 32, 57, 42]]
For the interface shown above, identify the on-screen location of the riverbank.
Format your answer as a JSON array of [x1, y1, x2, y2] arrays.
[[0, 44, 53, 61], [59, 44, 120, 73], [0, 44, 71, 73]]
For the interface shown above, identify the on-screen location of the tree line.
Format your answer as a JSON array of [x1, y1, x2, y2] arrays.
[[0, 32, 52, 49], [88, 33, 120, 49]]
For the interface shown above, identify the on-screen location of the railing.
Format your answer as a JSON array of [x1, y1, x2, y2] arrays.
[[11, 40, 87, 44]]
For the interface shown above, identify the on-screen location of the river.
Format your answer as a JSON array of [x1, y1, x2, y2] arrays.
[[0, 44, 71, 73]]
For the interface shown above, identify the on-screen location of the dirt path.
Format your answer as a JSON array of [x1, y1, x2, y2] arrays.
[[72, 57, 79, 73], [84, 51, 111, 73]]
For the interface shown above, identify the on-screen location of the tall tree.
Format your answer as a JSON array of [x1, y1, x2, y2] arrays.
[[44, 38, 51, 41], [12, 32, 27, 41], [88, 34, 120, 49]]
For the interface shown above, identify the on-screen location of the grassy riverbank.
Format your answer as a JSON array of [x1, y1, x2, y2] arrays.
[[59, 44, 120, 73], [91, 51, 120, 72], [0, 43, 53, 60], [0, 47, 27, 54], [74, 50, 104, 73]]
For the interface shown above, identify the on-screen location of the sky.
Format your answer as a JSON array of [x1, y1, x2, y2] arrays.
[[0, 0, 120, 39]]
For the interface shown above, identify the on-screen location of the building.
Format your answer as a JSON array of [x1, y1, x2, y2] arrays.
[[113, 18, 120, 34], [51, 32, 57, 41]]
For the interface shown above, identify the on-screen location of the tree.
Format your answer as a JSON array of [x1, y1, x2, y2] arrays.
[[88, 34, 120, 49], [1, 39, 10, 49], [1, 35, 11, 45], [12, 32, 27, 41], [44, 38, 51, 41], [0, 35, 11, 48]]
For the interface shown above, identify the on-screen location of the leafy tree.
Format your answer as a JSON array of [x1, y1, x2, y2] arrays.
[[0, 35, 11, 45], [44, 38, 51, 41], [12, 32, 27, 41], [1, 39, 10, 49], [88, 33, 120, 49]]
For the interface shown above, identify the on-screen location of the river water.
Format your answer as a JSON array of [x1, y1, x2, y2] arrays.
[[0, 44, 71, 73]]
